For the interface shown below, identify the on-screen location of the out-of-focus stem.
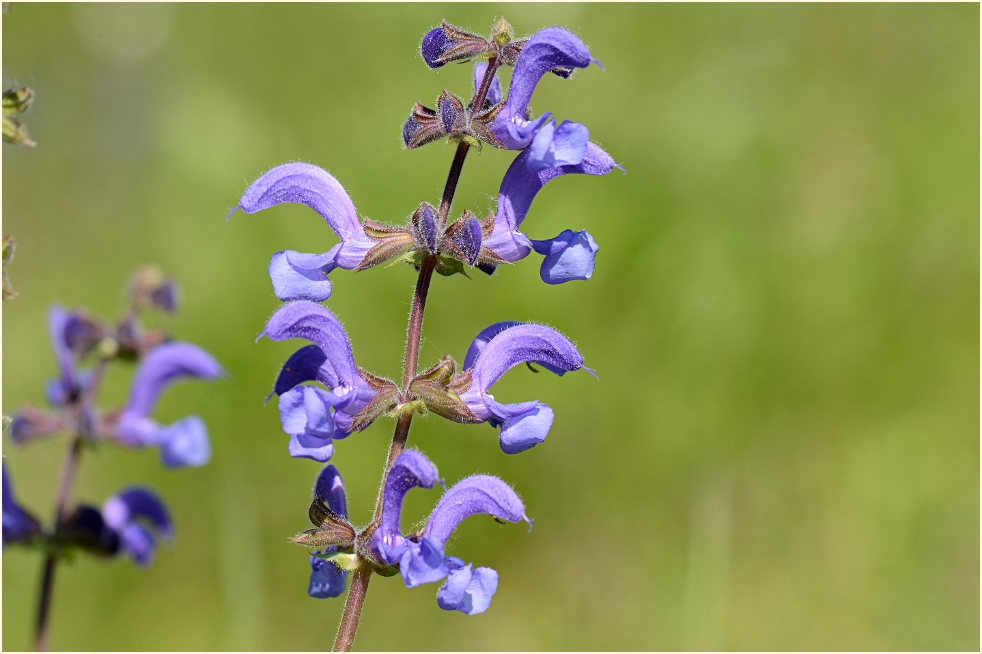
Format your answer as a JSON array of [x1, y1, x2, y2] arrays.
[[33, 436, 83, 652]]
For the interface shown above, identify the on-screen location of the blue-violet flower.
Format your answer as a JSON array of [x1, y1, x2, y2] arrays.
[[454, 322, 593, 453], [370, 450, 530, 615], [110, 342, 223, 467], [229, 163, 378, 302], [307, 464, 349, 598], [261, 300, 398, 462]]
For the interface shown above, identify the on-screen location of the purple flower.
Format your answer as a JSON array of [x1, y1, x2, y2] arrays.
[[45, 305, 93, 407], [370, 450, 530, 615], [490, 27, 598, 166], [480, 142, 617, 283], [2, 464, 41, 547], [101, 487, 173, 566], [308, 465, 349, 599], [420, 21, 490, 69], [261, 301, 396, 461], [228, 163, 375, 302], [457, 323, 592, 453], [110, 342, 223, 467]]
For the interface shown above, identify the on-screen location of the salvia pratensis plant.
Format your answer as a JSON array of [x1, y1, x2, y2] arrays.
[[2, 267, 222, 650], [230, 18, 620, 650]]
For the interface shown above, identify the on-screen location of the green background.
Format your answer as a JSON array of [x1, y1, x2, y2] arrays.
[[2, 3, 978, 651]]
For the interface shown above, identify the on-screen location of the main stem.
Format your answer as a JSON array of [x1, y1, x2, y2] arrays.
[[33, 435, 84, 652], [332, 55, 502, 652]]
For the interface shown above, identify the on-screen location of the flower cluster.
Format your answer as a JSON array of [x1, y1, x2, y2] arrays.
[[232, 18, 618, 628], [2, 267, 221, 567]]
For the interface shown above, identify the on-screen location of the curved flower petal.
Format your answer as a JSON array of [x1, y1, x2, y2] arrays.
[[457, 324, 585, 453], [491, 399, 555, 454], [261, 301, 365, 406], [437, 558, 499, 615], [124, 342, 223, 418], [289, 433, 334, 462], [158, 416, 211, 468], [313, 464, 348, 519], [531, 229, 599, 284], [308, 552, 347, 598], [398, 534, 448, 588], [483, 142, 618, 265], [424, 475, 530, 546], [269, 248, 340, 302], [492, 27, 595, 149], [119, 523, 156, 566], [279, 386, 335, 439], [462, 321, 523, 371], [2, 464, 41, 547], [463, 321, 565, 375], [473, 62, 502, 106], [272, 345, 328, 397], [47, 306, 90, 405], [102, 487, 173, 537], [461, 324, 584, 414], [376, 450, 439, 562], [101, 488, 172, 567], [527, 120, 589, 172]]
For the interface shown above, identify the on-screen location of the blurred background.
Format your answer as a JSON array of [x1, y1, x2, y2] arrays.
[[2, 3, 978, 651]]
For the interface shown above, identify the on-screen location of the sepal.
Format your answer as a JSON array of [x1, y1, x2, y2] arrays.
[[403, 103, 446, 149], [410, 202, 439, 254], [348, 381, 399, 432], [357, 219, 414, 270], [421, 20, 490, 68], [438, 90, 467, 133], [290, 525, 355, 550], [440, 212, 483, 266], [409, 358, 480, 424], [316, 551, 361, 571]]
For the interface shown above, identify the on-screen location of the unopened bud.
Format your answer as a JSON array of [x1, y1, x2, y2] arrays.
[[491, 17, 513, 47]]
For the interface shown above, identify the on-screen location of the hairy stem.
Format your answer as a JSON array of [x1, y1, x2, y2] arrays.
[[435, 55, 500, 229], [332, 55, 503, 652], [33, 435, 83, 652], [332, 564, 372, 652]]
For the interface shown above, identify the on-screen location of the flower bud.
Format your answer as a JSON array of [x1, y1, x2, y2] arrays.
[[440, 212, 482, 266], [2, 86, 36, 146], [421, 20, 490, 69], [402, 103, 447, 149], [491, 17, 514, 47], [410, 202, 439, 254]]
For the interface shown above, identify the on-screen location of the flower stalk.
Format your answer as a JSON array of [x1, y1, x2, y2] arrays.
[[330, 55, 503, 652], [33, 435, 83, 652]]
